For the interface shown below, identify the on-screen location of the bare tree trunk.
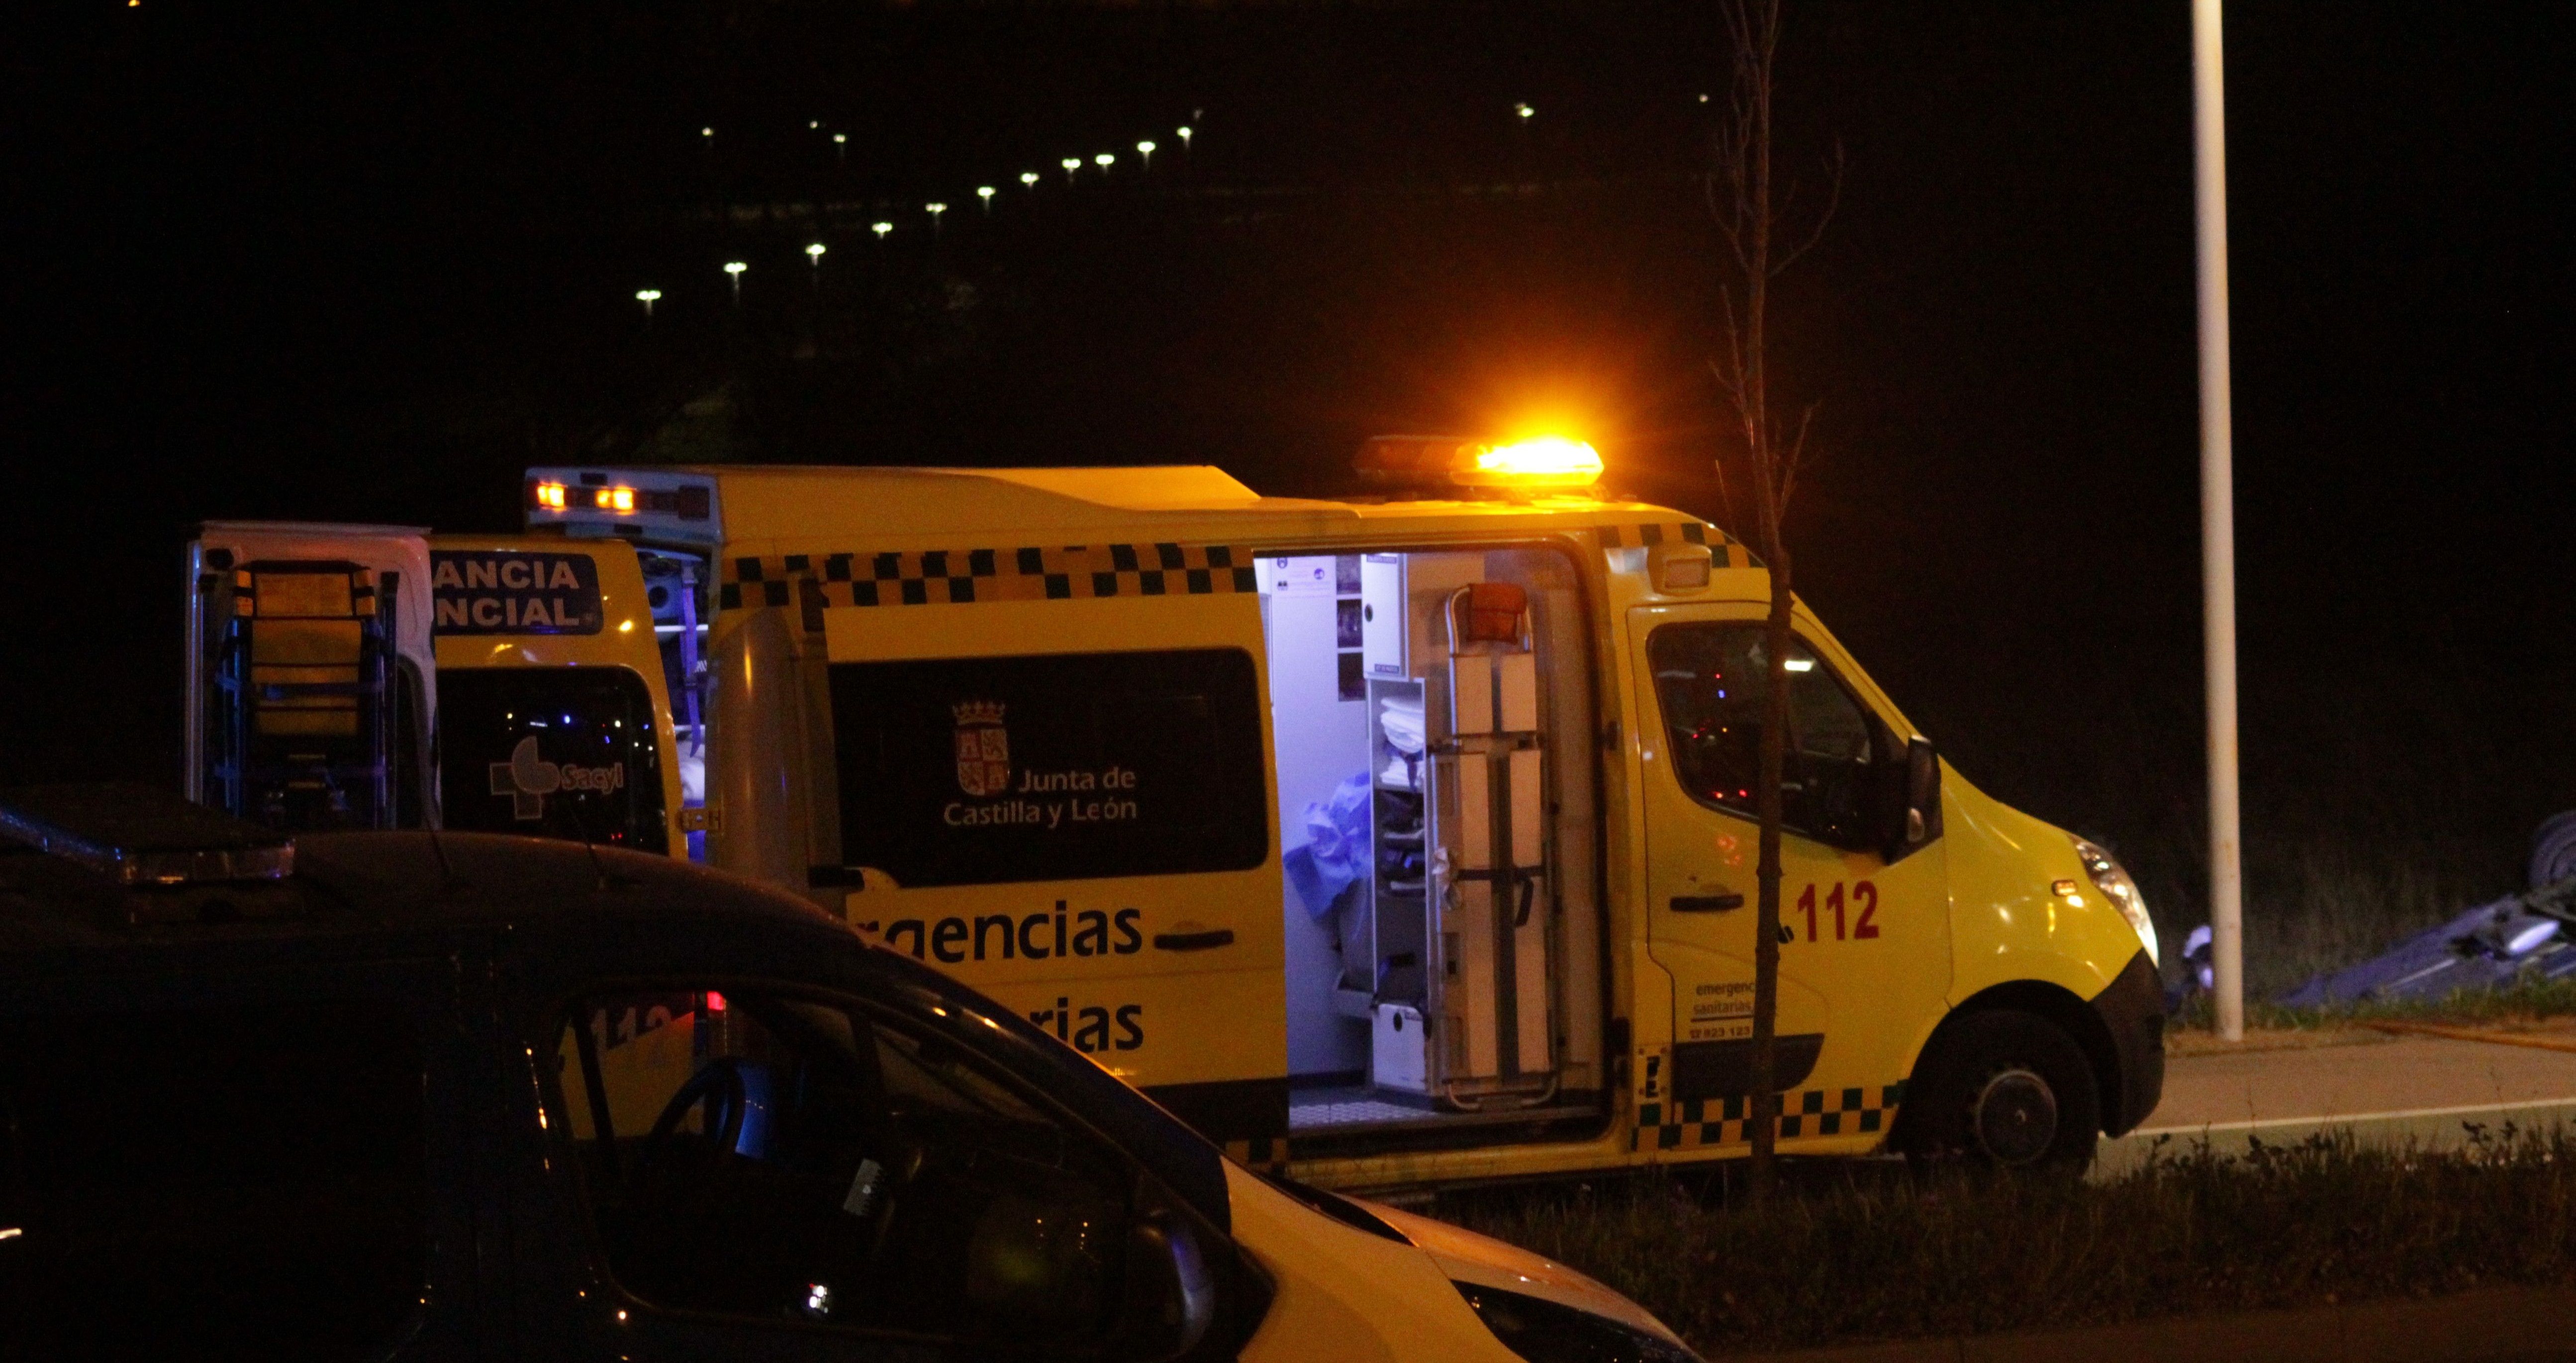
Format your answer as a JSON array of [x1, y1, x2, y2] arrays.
[[1709, 0, 1836, 1203]]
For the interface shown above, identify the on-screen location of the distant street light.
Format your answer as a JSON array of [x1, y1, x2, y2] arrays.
[[1514, 102, 1534, 122], [976, 184, 996, 214], [832, 131, 848, 165], [1094, 152, 1116, 173], [805, 242, 826, 290], [1060, 157, 1081, 185], [1020, 171, 1040, 191], [1176, 125, 1193, 152], [926, 201, 948, 238], [635, 288, 662, 320], [1135, 139, 1156, 172], [722, 261, 746, 305], [871, 220, 893, 242]]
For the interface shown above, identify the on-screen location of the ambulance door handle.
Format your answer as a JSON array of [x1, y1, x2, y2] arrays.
[[1670, 894, 1744, 913], [1153, 928, 1236, 952]]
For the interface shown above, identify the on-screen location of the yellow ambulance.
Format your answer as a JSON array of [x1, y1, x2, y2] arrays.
[[185, 523, 684, 854], [513, 441, 2165, 1190]]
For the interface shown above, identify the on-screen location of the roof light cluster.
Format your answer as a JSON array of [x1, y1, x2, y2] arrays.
[[1354, 434, 1604, 491], [525, 470, 719, 537]]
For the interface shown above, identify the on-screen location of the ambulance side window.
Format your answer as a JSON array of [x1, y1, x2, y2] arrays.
[[550, 988, 1134, 1346], [1647, 623, 1881, 849], [436, 666, 668, 852], [828, 648, 1268, 887]]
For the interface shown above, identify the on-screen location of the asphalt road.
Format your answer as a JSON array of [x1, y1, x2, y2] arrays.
[[2097, 1029, 2576, 1177]]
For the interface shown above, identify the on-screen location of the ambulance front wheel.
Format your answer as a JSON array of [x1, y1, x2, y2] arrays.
[[1900, 1010, 2100, 1171]]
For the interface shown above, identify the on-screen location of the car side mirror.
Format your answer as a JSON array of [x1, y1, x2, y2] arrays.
[[1880, 735, 1941, 863], [1112, 1209, 1217, 1362]]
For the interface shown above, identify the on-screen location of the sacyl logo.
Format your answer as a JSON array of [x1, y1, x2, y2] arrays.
[[490, 735, 625, 820]]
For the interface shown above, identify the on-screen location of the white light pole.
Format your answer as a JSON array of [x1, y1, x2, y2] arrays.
[[1176, 124, 1192, 153], [1020, 171, 1040, 192], [722, 261, 746, 305], [2193, 0, 2245, 1043], [1135, 139, 1156, 172], [805, 241, 826, 291], [635, 288, 662, 320], [1094, 152, 1115, 174], [833, 131, 848, 165], [871, 220, 892, 243], [976, 184, 996, 214], [1060, 157, 1081, 185], [926, 202, 948, 239]]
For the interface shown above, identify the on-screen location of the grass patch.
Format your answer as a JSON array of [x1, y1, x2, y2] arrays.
[[1437, 1128, 2576, 1356]]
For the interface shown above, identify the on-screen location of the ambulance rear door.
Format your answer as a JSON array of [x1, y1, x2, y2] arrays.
[[427, 537, 683, 856], [794, 545, 1287, 1157], [186, 522, 437, 830]]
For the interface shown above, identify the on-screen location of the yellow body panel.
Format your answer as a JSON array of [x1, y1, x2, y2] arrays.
[[521, 464, 2157, 1189], [1941, 768, 2144, 1006], [1224, 1165, 1525, 1363]]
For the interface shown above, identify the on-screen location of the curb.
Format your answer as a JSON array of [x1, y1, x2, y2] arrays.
[[1720, 1284, 2576, 1363], [2093, 1099, 2576, 1181]]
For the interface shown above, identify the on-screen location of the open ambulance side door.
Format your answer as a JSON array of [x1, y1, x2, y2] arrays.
[[707, 546, 1289, 1157], [186, 523, 438, 831]]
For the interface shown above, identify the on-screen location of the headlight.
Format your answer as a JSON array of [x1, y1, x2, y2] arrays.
[[2072, 836, 2158, 967], [1452, 1282, 1703, 1363]]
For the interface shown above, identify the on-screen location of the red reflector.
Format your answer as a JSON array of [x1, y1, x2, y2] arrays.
[[705, 990, 727, 1013]]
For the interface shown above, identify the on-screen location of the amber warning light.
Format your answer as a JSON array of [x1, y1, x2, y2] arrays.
[[1354, 434, 1603, 491], [526, 475, 712, 522]]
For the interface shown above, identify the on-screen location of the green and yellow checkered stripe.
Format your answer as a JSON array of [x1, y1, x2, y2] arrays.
[[1592, 519, 1756, 567], [718, 543, 1258, 613], [1632, 1082, 1905, 1152]]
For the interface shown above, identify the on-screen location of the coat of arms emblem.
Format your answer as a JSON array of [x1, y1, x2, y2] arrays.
[[952, 701, 1010, 797]]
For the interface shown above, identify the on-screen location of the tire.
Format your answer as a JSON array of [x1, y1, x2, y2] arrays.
[[1900, 1010, 2100, 1170]]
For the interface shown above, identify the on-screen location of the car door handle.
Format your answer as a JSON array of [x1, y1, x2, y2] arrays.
[[1153, 928, 1237, 952], [1671, 894, 1745, 913]]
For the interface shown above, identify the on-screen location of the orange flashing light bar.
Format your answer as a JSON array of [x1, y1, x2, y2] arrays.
[[529, 480, 707, 518], [1354, 434, 1604, 491], [524, 468, 719, 538]]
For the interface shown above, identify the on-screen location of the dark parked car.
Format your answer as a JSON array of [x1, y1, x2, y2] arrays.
[[0, 786, 1693, 1362]]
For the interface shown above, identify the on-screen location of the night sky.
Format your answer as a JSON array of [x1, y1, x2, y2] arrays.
[[6, 1, 2572, 953]]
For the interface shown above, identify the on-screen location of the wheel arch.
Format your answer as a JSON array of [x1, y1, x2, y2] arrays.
[[1900, 979, 2135, 1143]]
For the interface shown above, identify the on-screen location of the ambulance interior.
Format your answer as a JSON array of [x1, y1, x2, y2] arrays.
[[638, 549, 716, 856], [1258, 547, 1604, 1138]]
